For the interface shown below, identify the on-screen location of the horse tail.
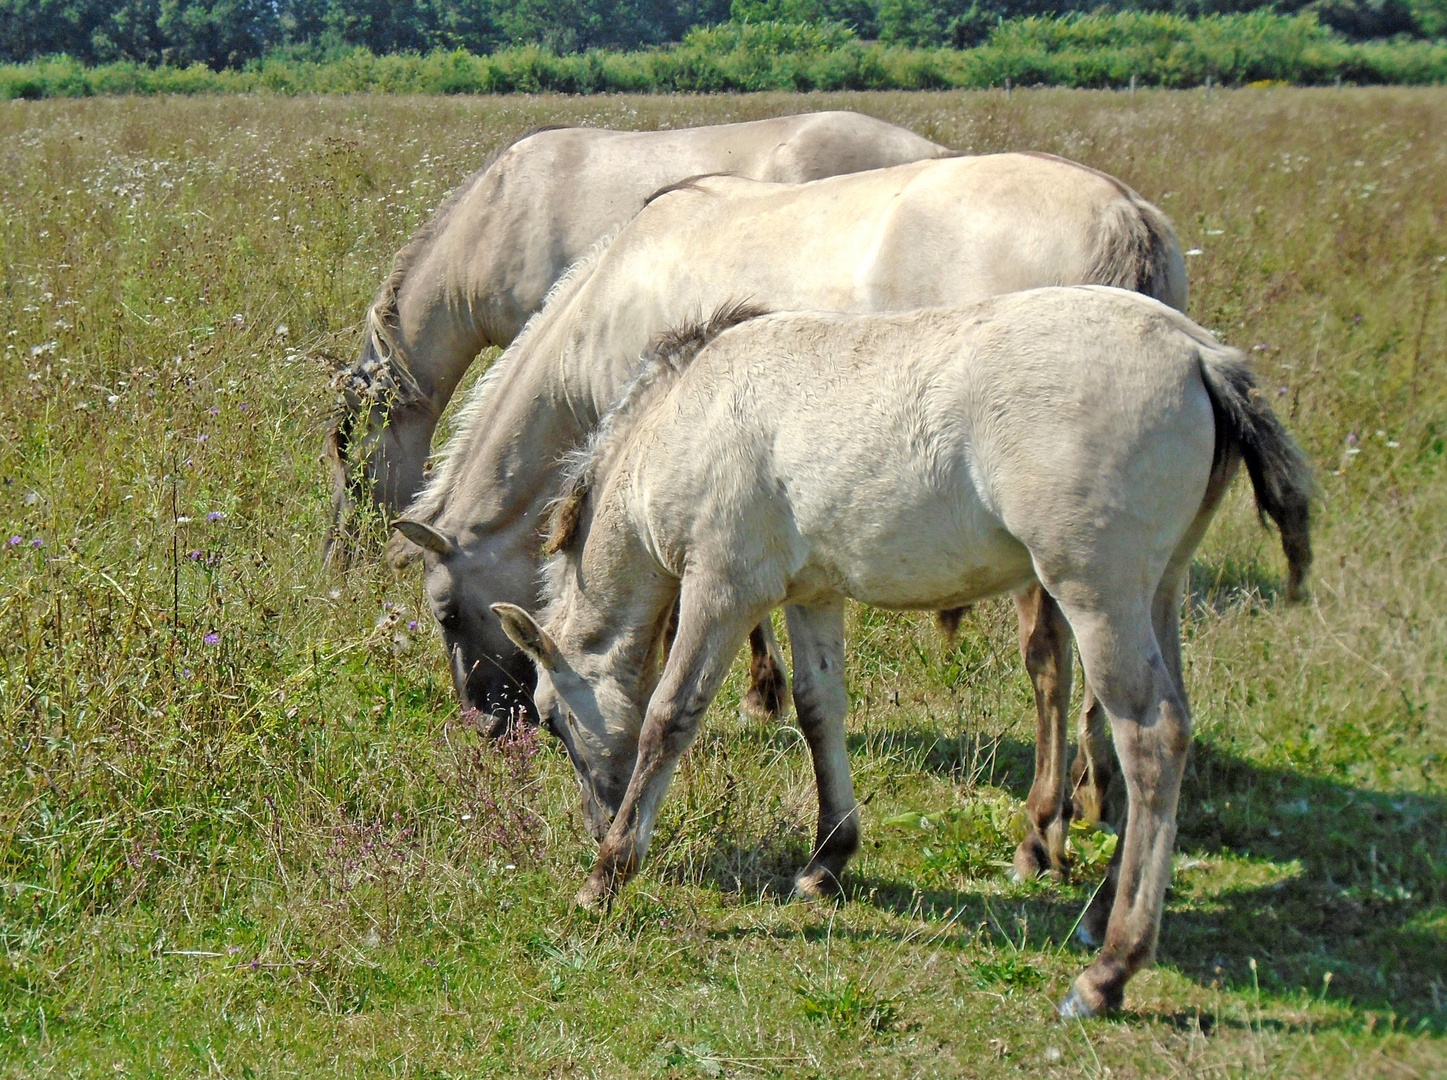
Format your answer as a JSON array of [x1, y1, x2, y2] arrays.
[[1086, 192, 1188, 313], [1197, 347, 1314, 602]]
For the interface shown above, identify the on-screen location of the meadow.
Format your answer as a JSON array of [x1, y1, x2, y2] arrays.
[[0, 87, 1443, 1077]]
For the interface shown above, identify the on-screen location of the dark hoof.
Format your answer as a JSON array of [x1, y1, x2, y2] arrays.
[[1012, 836, 1049, 882], [794, 865, 845, 900], [1057, 987, 1098, 1021]]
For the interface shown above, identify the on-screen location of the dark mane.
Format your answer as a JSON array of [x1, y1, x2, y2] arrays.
[[643, 173, 729, 207], [543, 299, 770, 556]]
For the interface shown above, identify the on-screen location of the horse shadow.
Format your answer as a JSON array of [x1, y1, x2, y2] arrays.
[[681, 727, 1446, 1031]]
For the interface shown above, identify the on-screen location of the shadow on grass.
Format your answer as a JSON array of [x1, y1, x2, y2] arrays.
[[685, 730, 1447, 1031]]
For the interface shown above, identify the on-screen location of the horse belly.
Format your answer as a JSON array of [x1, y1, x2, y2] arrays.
[[788, 482, 1035, 610]]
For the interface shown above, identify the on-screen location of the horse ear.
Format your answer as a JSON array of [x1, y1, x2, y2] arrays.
[[491, 603, 559, 670], [391, 518, 458, 559]]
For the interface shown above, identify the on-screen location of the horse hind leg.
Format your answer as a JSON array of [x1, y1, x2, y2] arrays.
[[1012, 583, 1076, 882], [1069, 685, 1115, 828], [785, 598, 861, 899], [743, 620, 791, 721], [1054, 590, 1192, 1019]]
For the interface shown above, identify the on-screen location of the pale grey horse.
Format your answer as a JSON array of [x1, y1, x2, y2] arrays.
[[494, 288, 1313, 1019]]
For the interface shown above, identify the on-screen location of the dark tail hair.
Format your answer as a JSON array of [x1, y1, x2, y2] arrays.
[[1198, 351, 1314, 602]]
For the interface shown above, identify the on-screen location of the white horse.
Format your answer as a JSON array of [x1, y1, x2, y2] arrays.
[[492, 288, 1313, 1019], [391, 152, 1193, 877], [326, 111, 952, 546]]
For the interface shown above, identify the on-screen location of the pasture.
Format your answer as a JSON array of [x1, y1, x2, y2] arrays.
[[0, 87, 1444, 1077]]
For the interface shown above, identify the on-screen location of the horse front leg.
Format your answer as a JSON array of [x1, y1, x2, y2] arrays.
[[1012, 583, 1075, 881], [784, 599, 860, 898], [577, 589, 766, 909]]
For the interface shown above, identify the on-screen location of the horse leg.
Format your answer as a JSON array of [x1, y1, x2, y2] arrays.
[[743, 620, 791, 721], [1012, 583, 1075, 882], [1069, 687, 1115, 827], [576, 583, 765, 909], [785, 598, 860, 898], [1055, 587, 1192, 1019]]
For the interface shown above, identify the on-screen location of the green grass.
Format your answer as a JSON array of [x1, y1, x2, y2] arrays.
[[0, 88, 1444, 1076]]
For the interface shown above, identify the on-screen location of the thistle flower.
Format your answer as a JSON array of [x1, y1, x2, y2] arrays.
[[203, 632, 220, 646]]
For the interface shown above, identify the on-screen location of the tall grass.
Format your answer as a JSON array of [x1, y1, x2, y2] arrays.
[[2, 13, 1446, 99], [0, 89, 1444, 1076]]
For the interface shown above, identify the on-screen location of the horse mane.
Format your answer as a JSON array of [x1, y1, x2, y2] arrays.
[[643, 173, 727, 207], [348, 128, 560, 409], [542, 299, 770, 557], [403, 226, 623, 525]]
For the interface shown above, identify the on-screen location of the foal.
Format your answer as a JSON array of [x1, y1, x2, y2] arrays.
[[495, 287, 1312, 1017]]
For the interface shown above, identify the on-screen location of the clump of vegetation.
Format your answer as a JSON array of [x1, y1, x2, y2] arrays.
[[3, 12, 1447, 98]]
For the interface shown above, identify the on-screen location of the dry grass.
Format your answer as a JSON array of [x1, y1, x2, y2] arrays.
[[0, 87, 1444, 1077]]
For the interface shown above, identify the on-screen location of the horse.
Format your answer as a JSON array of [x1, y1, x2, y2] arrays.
[[390, 151, 1193, 878], [491, 287, 1313, 1019], [325, 111, 953, 553]]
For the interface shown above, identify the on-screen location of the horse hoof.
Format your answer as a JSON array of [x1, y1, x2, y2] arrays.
[[1057, 987, 1097, 1021], [574, 879, 610, 910], [1012, 838, 1048, 882], [742, 687, 790, 722], [793, 868, 843, 900]]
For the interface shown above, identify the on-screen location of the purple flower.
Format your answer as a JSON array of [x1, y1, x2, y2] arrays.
[[203, 632, 220, 646], [187, 549, 203, 560], [408, 620, 418, 632], [209, 408, 219, 416], [206, 511, 224, 522], [239, 403, 249, 411], [1346, 432, 1359, 446], [30, 538, 41, 548], [382, 601, 392, 610], [196, 433, 208, 444], [182, 667, 193, 680], [7, 536, 21, 547]]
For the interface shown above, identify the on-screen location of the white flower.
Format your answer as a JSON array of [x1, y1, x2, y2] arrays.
[[1185, 248, 1204, 257]]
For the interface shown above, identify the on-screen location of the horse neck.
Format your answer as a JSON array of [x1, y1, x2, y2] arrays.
[[393, 256, 494, 412]]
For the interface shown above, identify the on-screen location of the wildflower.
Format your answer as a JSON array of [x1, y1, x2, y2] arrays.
[[1253, 343, 1268, 351], [209, 407, 219, 416], [7, 536, 22, 546], [197, 433, 207, 444], [187, 549, 203, 560], [1278, 386, 1289, 396], [239, 403, 248, 411], [30, 538, 41, 548], [203, 632, 220, 645], [1185, 248, 1203, 257], [408, 620, 418, 632], [207, 511, 224, 522]]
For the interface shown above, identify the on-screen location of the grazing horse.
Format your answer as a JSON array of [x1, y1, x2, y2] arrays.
[[392, 151, 1192, 873], [491, 288, 1313, 1019], [325, 111, 952, 550]]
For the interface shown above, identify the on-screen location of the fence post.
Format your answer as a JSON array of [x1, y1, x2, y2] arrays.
[[1205, 73, 1213, 99], [1004, 76, 1012, 98], [1130, 74, 1137, 96]]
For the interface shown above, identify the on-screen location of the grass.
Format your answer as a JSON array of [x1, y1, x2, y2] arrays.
[[0, 87, 1443, 1076]]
